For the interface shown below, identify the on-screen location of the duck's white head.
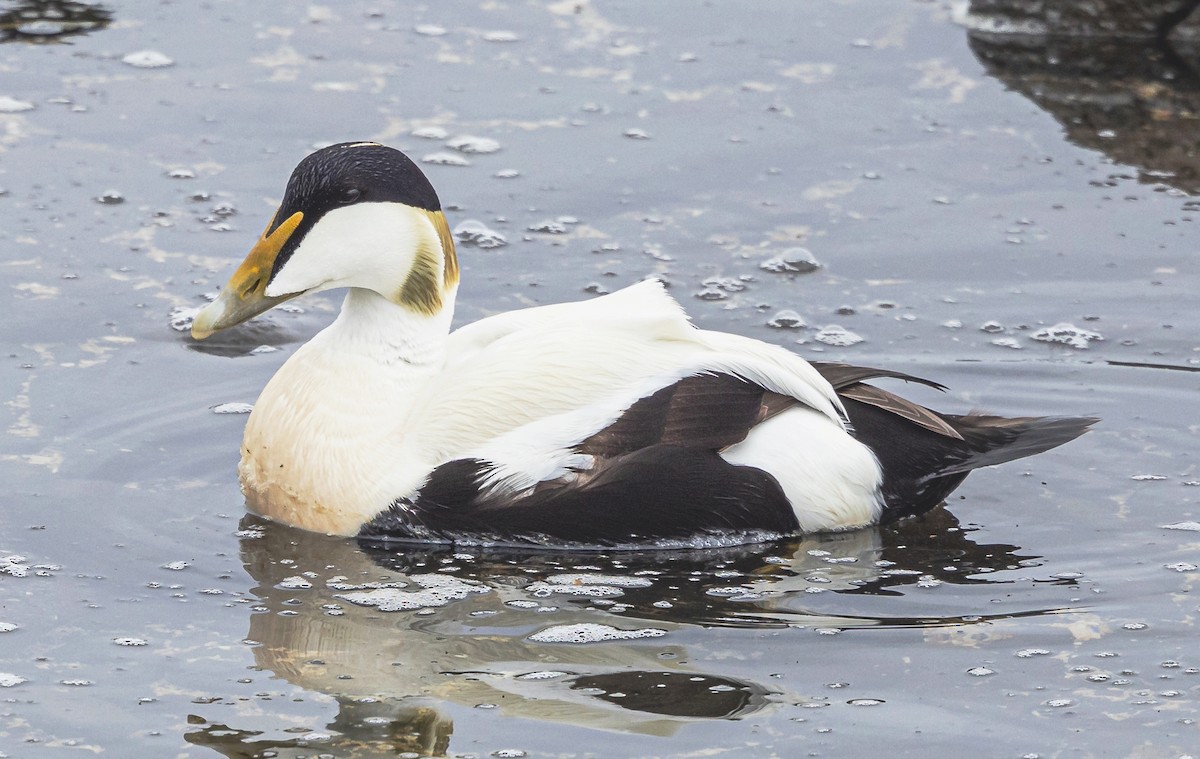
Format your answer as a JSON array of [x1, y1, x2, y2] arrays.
[[191, 142, 459, 340]]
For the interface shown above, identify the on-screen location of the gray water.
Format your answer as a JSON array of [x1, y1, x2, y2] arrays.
[[1, 1, 1198, 756]]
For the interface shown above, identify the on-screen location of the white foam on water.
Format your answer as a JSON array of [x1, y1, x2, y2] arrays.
[[544, 573, 653, 588], [527, 623, 667, 644], [336, 574, 488, 611]]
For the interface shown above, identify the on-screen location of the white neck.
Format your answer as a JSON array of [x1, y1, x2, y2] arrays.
[[238, 286, 458, 535], [317, 286, 458, 368]]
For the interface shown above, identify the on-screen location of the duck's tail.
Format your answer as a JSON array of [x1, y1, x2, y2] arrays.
[[812, 362, 1097, 523]]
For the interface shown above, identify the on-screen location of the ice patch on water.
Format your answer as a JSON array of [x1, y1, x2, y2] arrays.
[[336, 573, 488, 611], [0, 96, 35, 113], [515, 670, 570, 680], [1030, 323, 1103, 349], [421, 152, 471, 167], [0, 673, 27, 687], [169, 305, 200, 332], [814, 325, 864, 347], [454, 219, 508, 248], [482, 30, 520, 43], [445, 135, 501, 154], [211, 402, 253, 415], [411, 125, 449, 139], [527, 623, 667, 644], [122, 50, 174, 68], [113, 637, 148, 646], [1161, 521, 1200, 532], [1, 555, 29, 578], [527, 219, 567, 234], [951, 2, 1049, 35], [545, 573, 654, 588], [767, 309, 806, 329], [526, 581, 623, 598], [759, 247, 821, 274]]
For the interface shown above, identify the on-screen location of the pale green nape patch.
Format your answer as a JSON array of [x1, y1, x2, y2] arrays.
[[395, 209, 459, 315]]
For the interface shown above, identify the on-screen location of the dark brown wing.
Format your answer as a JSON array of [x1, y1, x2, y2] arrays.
[[811, 361, 963, 440], [579, 373, 767, 457]]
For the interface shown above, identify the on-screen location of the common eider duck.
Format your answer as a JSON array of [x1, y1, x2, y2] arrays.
[[191, 141, 1095, 548]]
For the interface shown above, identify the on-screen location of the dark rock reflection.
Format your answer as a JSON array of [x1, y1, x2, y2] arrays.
[[965, 0, 1200, 193], [0, 0, 112, 44]]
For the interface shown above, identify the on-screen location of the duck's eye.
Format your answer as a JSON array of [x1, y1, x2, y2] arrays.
[[340, 187, 362, 204]]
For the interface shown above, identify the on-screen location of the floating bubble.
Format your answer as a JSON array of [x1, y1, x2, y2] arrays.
[[1016, 648, 1051, 658], [414, 24, 447, 36], [527, 623, 667, 644], [0, 673, 27, 687], [991, 337, 1022, 349], [1131, 474, 1167, 481], [0, 622, 16, 633], [278, 576, 313, 590], [623, 128, 651, 140], [966, 666, 995, 677]]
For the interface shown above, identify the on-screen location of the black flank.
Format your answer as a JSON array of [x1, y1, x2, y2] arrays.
[[359, 445, 798, 547]]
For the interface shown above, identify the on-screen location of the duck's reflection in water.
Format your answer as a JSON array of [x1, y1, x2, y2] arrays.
[[187, 507, 1054, 756]]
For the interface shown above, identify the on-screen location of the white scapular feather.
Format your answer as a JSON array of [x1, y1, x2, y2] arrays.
[[722, 407, 884, 532]]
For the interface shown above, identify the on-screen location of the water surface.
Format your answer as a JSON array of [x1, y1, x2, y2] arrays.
[[1, 1, 1198, 756]]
